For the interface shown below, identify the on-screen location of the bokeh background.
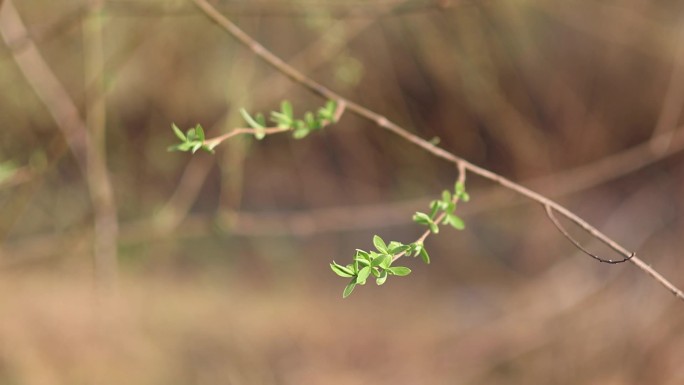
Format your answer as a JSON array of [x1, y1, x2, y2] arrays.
[[1, 0, 684, 384]]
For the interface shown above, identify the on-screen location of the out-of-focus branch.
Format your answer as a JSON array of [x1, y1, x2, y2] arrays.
[[0, 4, 87, 59], [650, 22, 684, 154], [191, 0, 684, 301], [83, 0, 119, 291], [0, 0, 119, 290], [103, 0, 460, 18]]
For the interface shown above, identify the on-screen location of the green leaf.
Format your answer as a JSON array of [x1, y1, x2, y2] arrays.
[[186, 128, 197, 142], [343, 280, 356, 298], [355, 249, 371, 261], [419, 247, 430, 264], [191, 142, 202, 154], [292, 126, 310, 139], [373, 235, 388, 253], [412, 212, 431, 225], [256, 113, 266, 127], [428, 221, 439, 234], [388, 266, 411, 276], [389, 244, 410, 254], [195, 124, 205, 141], [240, 108, 265, 129], [330, 262, 355, 278], [270, 111, 293, 128], [304, 111, 320, 130], [281, 100, 293, 119], [445, 214, 465, 230], [455, 180, 470, 202], [357, 266, 371, 285], [441, 190, 451, 204], [411, 242, 423, 257], [371, 254, 389, 268], [171, 123, 186, 141], [429, 201, 440, 219], [376, 270, 388, 285]]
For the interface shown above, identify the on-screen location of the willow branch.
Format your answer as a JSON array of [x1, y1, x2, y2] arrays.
[[191, 0, 684, 301]]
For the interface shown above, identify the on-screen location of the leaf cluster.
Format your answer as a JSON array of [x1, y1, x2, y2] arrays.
[[167, 124, 217, 154], [241, 100, 338, 139], [330, 235, 428, 298], [412, 181, 469, 233]]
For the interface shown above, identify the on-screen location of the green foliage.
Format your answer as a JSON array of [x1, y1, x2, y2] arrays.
[[167, 123, 217, 154], [239, 99, 338, 140], [330, 234, 418, 298], [168, 100, 339, 153], [330, 179, 469, 298]]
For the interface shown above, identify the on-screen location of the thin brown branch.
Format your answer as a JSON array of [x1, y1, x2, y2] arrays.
[[205, 126, 292, 148], [103, 0, 458, 18], [191, 0, 684, 301], [544, 204, 633, 264]]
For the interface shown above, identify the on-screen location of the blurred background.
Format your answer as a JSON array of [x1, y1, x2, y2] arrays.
[[1, 0, 684, 384]]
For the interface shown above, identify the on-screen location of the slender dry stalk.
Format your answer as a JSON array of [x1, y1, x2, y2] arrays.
[[191, 0, 684, 301]]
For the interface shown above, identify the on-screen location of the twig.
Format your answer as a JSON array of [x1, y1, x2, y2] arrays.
[[544, 204, 633, 264], [190, 0, 684, 301], [205, 126, 292, 148], [103, 0, 459, 18]]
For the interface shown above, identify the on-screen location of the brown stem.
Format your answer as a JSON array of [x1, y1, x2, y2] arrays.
[[191, 0, 684, 301]]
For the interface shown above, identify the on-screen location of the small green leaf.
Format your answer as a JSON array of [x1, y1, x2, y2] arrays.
[[373, 235, 388, 253], [240, 108, 265, 129], [191, 142, 202, 154], [270, 111, 292, 128], [388, 266, 411, 276], [186, 128, 197, 142], [429, 201, 440, 219], [330, 262, 355, 278], [292, 126, 310, 139], [412, 212, 431, 225], [441, 190, 451, 203], [428, 221, 439, 234], [195, 124, 205, 141], [411, 242, 423, 257], [445, 214, 465, 230], [419, 247, 430, 264], [376, 270, 388, 285], [455, 180, 470, 202], [355, 249, 371, 261], [304, 111, 320, 130], [171, 123, 186, 141], [343, 280, 356, 298], [281, 100, 293, 119], [371, 254, 389, 268], [389, 244, 410, 254], [357, 266, 371, 284]]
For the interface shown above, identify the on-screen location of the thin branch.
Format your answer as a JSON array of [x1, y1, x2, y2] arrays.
[[103, 0, 459, 18], [544, 204, 633, 264], [205, 126, 292, 148], [191, 0, 684, 301]]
